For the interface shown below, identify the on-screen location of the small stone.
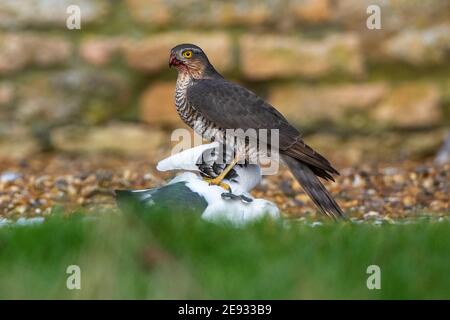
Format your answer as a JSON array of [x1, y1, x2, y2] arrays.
[[0, 171, 21, 183], [363, 211, 380, 219], [352, 174, 365, 187], [435, 133, 450, 165], [393, 174, 405, 184], [295, 194, 310, 204], [402, 196, 415, 207], [422, 178, 434, 190], [275, 195, 284, 204]]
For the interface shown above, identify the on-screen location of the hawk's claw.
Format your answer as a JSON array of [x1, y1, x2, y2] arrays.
[[203, 177, 231, 192]]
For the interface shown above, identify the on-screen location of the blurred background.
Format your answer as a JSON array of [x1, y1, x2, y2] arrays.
[[0, 0, 449, 163], [0, 0, 449, 218]]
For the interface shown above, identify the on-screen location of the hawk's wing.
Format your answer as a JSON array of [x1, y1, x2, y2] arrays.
[[187, 79, 338, 179]]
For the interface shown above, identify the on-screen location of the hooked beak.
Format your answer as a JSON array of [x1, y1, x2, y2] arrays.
[[169, 52, 180, 68]]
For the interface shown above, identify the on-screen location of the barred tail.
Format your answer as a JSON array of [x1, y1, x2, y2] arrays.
[[282, 154, 346, 220]]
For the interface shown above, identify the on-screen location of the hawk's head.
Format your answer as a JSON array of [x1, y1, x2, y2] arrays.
[[169, 44, 219, 79]]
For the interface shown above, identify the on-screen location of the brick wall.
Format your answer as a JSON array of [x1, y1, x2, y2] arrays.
[[0, 0, 449, 162]]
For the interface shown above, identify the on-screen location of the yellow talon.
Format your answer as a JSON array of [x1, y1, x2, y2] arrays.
[[202, 155, 240, 192], [203, 177, 231, 191]]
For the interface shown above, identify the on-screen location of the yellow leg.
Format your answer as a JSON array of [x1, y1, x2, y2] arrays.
[[204, 156, 240, 191]]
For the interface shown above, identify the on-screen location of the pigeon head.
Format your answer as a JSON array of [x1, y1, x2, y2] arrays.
[[169, 43, 220, 78]]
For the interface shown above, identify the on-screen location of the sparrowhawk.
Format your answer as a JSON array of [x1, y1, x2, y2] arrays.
[[169, 43, 345, 220]]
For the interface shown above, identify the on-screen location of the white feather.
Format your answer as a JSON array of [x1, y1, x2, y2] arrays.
[[168, 172, 279, 226], [158, 142, 262, 194], [156, 142, 220, 172]]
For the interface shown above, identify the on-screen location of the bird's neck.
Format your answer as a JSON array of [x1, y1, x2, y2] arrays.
[[202, 64, 223, 79], [176, 71, 194, 91], [176, 64, 222, 82]]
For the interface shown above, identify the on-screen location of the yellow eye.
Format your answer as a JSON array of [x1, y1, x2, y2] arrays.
[[182, 50, 193, 58]]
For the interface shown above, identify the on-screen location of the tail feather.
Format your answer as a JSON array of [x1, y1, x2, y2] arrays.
[[282, 154, 346, 220]]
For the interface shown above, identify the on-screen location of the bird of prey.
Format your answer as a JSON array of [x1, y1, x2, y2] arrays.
[[169, 43, 346, 220]]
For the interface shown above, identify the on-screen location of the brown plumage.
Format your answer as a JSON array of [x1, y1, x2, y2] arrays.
[[169, 43, 346, 220]]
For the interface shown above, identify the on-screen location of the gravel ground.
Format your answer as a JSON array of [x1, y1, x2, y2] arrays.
[[0, 154, 448, 221]]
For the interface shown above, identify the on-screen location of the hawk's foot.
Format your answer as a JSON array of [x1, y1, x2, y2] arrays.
[[203, 177, 231, 191]]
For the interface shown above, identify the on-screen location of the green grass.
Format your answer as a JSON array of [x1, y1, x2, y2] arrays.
[[0, 210, 449, 299]]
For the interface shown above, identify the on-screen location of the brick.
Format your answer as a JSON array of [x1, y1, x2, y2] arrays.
[[0, 0, 109, 28], [51, 123, 167, 156], [80, 37, 126, 66], [139, 82, 185, 128], [127, 0, 275, 28], [373, 83, 441, 128], [380, 24, 450, 66], [269, 83, 387, 125], [0, 33, 72, 74], [289, 0, 331, 24], [239, 33, 364, 80]]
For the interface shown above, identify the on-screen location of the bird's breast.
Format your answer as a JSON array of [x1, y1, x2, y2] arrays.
[[174, 75, 221, 142]]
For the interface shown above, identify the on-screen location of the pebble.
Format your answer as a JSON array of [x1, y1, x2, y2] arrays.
[[0, 155, 448, 220], [0, 171, 21, 183], [363, 211, 380, 219]]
